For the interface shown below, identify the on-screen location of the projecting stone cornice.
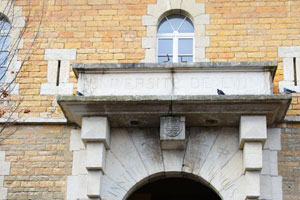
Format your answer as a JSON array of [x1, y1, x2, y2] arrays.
[[57, 94, 291, 128]]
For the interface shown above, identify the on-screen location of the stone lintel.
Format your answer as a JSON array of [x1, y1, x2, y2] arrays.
[[160, 116, 186, 150], [243, 142, 263, 172], [81, 117, 110, 149], [239, 116, 267, 149]]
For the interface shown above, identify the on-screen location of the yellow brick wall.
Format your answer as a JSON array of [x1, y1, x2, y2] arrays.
[[0, 125, 73, 199], [10, 0, 300, 118]]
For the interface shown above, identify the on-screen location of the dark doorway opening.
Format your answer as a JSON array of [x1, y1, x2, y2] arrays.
[[127, 177, 222, 200]]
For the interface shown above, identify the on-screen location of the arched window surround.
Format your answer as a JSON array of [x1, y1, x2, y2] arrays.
[[142, 0, 210, 63]]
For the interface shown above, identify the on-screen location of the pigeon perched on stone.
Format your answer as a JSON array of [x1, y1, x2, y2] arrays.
[[217, 89, 225, 95], [76, 91, 84, 96], [284, 88, 296, 94]]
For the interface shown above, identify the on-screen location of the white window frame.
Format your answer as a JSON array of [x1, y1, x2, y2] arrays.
[[157, 15, 195, 63]]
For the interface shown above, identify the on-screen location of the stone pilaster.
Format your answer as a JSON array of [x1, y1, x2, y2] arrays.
[[81, 117, 110, 199], [240, 116, 267, 199]]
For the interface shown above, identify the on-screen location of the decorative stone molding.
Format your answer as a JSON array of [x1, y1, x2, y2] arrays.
[[142, 0, 210, 62], [0, 151, 10, 200], [41, 49, 76, 95], [0, 0, 26, 95], [278, 46, 300, 92]]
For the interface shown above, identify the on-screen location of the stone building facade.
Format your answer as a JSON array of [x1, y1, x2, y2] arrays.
[[0, 0, 299, 200]]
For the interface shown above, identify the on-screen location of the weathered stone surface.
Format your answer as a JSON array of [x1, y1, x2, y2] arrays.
[[47, 61, 58, 83], [183, 127, 219, 174], [81, 117, 110, 148], [110, 128, 148, 183], [100, 175, 127, 200], [0, 162, 11, 176], [70, 129, 85, 151], [130, 128, 164, 176], [40, 83, 57, 95], [105, 151, 136, 191], [246, 171, 260, 198], [72, 150, 88, 175], [264, 128, 281, 151], [66, 175, 88, 200], [58, 83, 74, 95], [199, 128, 239, 182], [243, 142, 263, 171], [59, 60, 70, 83], [211, 151, 243, 192], [239, 116, 267, 149], [162, 150, 184, 173], [160, 116, 186, 150]]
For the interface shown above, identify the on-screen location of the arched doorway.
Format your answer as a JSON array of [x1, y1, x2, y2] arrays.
[[127, 177, 222, 200]]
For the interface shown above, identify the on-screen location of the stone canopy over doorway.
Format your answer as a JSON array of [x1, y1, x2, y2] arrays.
[[58, 62, 291, 200]]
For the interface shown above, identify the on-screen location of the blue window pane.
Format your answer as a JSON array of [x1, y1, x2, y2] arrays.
[[179, 18, 194, 33], [179, 38, 193, 54], [0, 52, 8, 66], [158, 18, 173, 33], [158, 39, 173, 55], [0, 20, 11, 31], [0, 67, 6, 82], [167, 15, 185, 31], [158, 56, 173, 63], [0, 36, 10, 50], [179, 56, 193, 63]]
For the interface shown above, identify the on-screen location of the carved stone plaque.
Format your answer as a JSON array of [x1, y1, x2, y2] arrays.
[[160, 116, 186, 150]]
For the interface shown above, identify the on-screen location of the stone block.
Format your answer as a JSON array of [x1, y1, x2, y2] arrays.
[[70, 129, 85, 151], [239, 116, 267, 149], [40, 83, 57, 95], [45, 49, 77, 61], [272, 176, 282, 200], [66, 175, 88, 200], [283, 57, 294, 81], [0, 151, 5, 161], [47, 60, 58, 84], [142, 15, 157, 26], [81, 117, 110, 148], [160, 116, 186, 150], [147, 0, 170, 18], [170, 0, 182, 9], [260, 175, 272, 200], [181, 0, 205, 17], [72, 150, 88, 175], [142, 37, 156, 49], [194, 14, 210, 25], [0, 188, 8, 200], [162, 150, 184, 173], [58, 83, 74, 95], [0, 176, 3, 186], [86, 142, 106, 171], [87, 170, 103, 198], [279, 81, 300, 93], [0, 162, 10, 175], [264, 128, 281, 151], [245, 171, 260, 199], [278, 46, 300, 58], [59, 60, 70, 83], [243, 142, 263, 172], [195, 36, 210, 47]]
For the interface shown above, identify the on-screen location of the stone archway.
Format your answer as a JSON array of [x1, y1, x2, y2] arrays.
[[127, 176, 222, 200]]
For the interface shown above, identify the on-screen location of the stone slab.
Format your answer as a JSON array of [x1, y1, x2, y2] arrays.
[[239, 116, 267, 149], [47, 60, 58, 83], [264, 128, 281, 151], [162, 150, 184, 173], [199, 128, 239, 182], [184, 127, 219, 174], [105, 150, 137, 191], [59, 60, 70, 83], [110, 129, 148, 183], [81, 117, 110, 148], [58, 83, 74, 95], [45, 49, 77, 61], [246, 171, 260, 199], [0, 162, 10, 176], [40, 83, 57, 95], [72, 150, 88, 176], [130, 128, 164, 177], [66, 175, 88, 200]]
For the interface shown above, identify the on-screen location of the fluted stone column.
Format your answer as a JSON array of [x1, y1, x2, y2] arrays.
[[81, 117, 110, 199]]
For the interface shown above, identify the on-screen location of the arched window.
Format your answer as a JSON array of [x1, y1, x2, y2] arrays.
[[0, 15, 11, 82], [157, 14, 194, 63]]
